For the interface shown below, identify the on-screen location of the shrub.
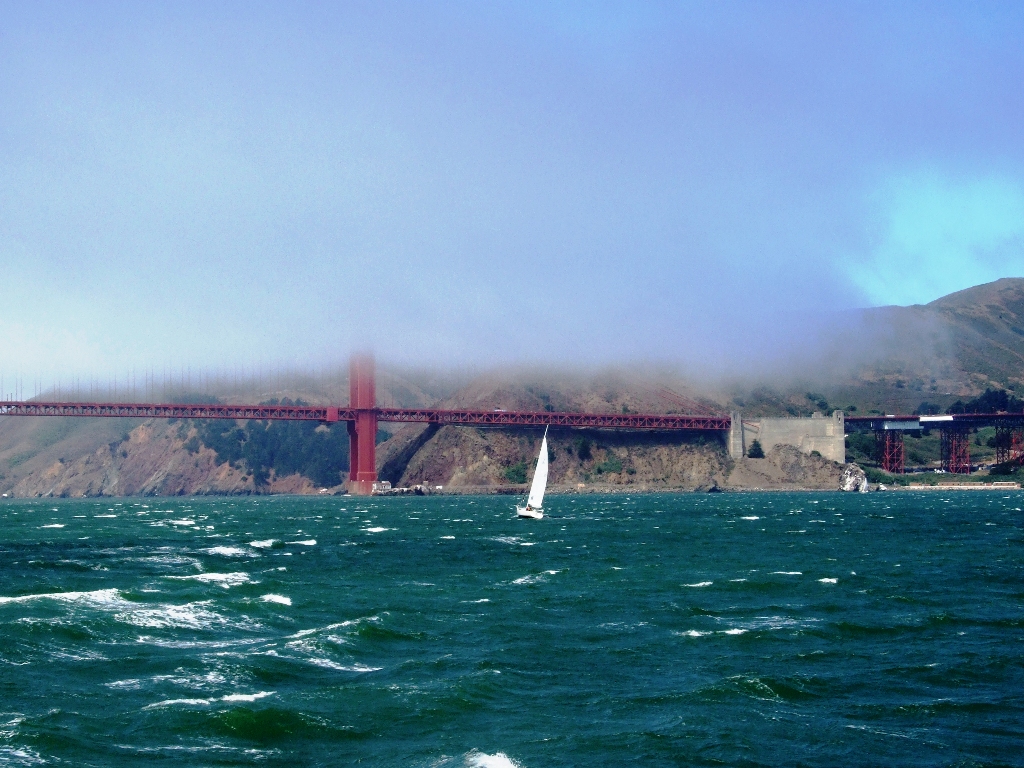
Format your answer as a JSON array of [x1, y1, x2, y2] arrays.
[[747, 440, 764, 459], [574, 437, 592, 461], [503, 461, 528, 484], [595, 453, 623, 475]]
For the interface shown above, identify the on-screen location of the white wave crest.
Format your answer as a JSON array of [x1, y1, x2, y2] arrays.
[[684, 581, 713, 588], [0, 589, 249, 631], [249, 539, 277, 549], [221, 692, 275, 702], [465, 751, 521, 768], [306, 657, 382, 672], [261, 594, 291, 605], [40, 524, 65, 529], [771, 571, 802, 575], [0, 746, 46, 765], [512, 570, 559, 585], [362, 527, 389, 533], [205, 546, 251, 557], [818, 577, 838, 584], [0, 588, 123, 606], [120, 601, 245, 630], [288, 539, 317, 546], [165, 572, 252, 588], [144, 691, 274, 709], [286, 615, 381, 639]]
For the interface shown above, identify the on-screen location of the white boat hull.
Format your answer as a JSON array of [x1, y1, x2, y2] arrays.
[[516, 505, 543, 519]]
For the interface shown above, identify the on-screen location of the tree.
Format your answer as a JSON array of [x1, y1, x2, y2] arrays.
[[747, 440, 764, 459], [503, 461, 528, 484]]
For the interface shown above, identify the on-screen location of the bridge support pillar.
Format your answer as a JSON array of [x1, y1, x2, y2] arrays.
[[876, 430, 904, 474], [994, 427, 1024, 465], [941, 427, 971, 474], [348, 353, 378, 495]]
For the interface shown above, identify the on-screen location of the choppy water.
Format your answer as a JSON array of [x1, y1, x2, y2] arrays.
[[1, 492, 1022, 767]]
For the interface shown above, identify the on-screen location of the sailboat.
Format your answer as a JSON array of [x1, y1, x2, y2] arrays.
[[516, 426, 549, 519]]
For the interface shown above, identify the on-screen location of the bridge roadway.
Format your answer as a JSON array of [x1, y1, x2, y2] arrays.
[[845, 413, 1024, 429], [0, 401, 731, 431]]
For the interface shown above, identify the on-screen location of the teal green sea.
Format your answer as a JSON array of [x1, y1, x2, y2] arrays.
[[1, 492, 1022, 766]]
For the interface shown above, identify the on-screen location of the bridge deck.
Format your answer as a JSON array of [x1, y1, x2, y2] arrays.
[[0, 401, 731, 431], [6, 402, 1024, 432]]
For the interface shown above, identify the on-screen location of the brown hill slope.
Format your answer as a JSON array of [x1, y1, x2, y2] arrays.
[[736, 278, 1024, 416], [925, 278, 1024, 386], [862, 277, 1024, 391]]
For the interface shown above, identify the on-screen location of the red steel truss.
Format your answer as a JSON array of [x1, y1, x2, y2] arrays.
[[375, 408, 730, 430], [993, 427, 1024, 465], [0, 401, 336, 421], [941, 427, 972, 474], [0, 401, 731, 431], [876, 430, 904, 474]]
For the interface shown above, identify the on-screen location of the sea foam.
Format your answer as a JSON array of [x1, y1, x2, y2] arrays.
[[205, 546, 251, 557], [261, 594, 291, 605], [143, 691, 274, 709], [465, 751, 521, 768], [165, 572, 252, 588]]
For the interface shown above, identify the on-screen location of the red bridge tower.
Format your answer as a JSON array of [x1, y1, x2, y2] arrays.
[[347, 354, 378, 495]]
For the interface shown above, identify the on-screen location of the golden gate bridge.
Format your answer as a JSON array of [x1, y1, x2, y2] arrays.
[[3, 355, 1024, 490]]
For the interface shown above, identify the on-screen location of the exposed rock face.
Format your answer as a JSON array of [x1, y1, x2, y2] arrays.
[[4, 420, 318, 498], [839, 463, 869, 493], [724, 445, 845, 490], [378, 424, 733, 491]]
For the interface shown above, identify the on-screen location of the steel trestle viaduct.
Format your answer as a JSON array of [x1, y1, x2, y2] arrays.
[[2, 355, 1023, 491]]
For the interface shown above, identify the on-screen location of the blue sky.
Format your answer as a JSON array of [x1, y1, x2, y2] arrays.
[[1, 1, 1023, 381]]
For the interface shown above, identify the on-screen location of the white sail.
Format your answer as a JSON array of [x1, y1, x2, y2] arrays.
[[525, 434, 549, 510]]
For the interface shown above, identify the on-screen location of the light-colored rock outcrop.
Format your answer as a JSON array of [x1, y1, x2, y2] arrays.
[[839, 463, 869, 492]]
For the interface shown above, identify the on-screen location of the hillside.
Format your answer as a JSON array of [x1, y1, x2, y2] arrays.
[[729, 278, 1024, 417], [864, 278, 1024, 393]]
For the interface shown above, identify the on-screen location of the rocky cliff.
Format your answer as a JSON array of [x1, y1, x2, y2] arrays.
[[1, 419, 318, 498]]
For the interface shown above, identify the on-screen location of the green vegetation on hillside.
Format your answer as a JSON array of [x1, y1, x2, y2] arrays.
[[594, 452, 623, 474], [947, 388, 1024, 414], [192, 400, 352, 487], [503, 461, 528, 484]]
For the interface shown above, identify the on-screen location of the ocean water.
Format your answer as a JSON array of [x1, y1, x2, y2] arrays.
[[1, 492, 1022, 767]]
